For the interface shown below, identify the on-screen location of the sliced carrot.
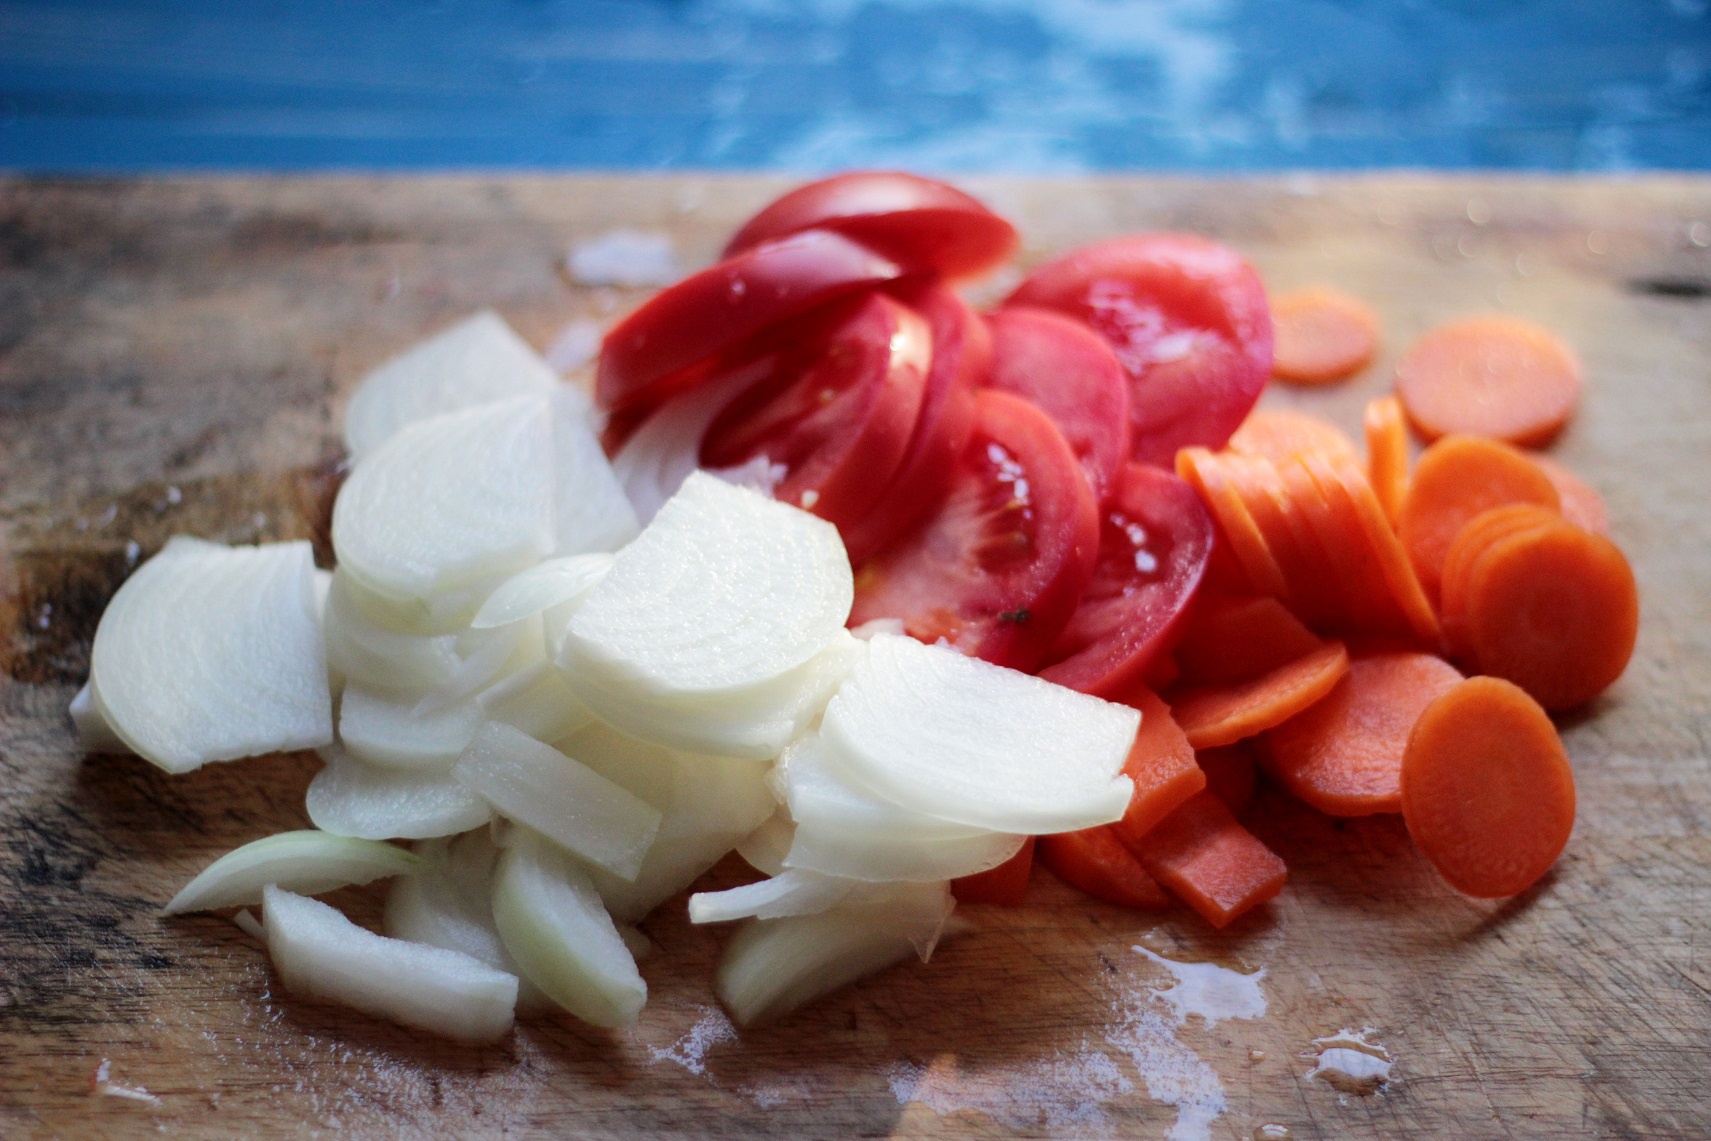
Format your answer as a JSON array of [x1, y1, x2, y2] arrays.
[[1228, 407, 1360, 465], [1397, 435, 1561, 602], [1226, 455, 1324, 623], [1252, 455, 1345, 628], [953, 836, 1036, 906], [1197, 744, 1257, 817], [1400, 677, 1576, 897], [1438, 504, 1562, 654], [1278, 455, 1378, 634], [1323, 452, 1443, 647], [1264, 651, 1463, 816], [1123, 791, 1288, 927], [1169, 640, 1350, 749], [1270, 288, 1381, 385], [1394, 315, 1581, 446], [1364, 395, 1410, 525], [1177, 448, 1289, 600], [1455, 519, 1638, 710], [1298, 452, 1416, 640], [1173, 594, 1322, 685], [1531, 454, 1610, 536], [1108, 686, 1208, 840], [1038, 827, 1171, 909]]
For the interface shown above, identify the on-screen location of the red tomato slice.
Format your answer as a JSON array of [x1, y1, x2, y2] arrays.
[[597, 229, 901, 415], [1038, 463, 1214, 697], [699, 293, 931, 535], [838, 283, 986, 565], [1005, 234, 1273, 467], [724, 172, 1019, 281], [849, 389, 1098, 672], [985, 306, 1131, 505]]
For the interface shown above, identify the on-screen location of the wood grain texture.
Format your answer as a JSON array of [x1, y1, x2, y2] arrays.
[[2, 174, 1709, 1140]]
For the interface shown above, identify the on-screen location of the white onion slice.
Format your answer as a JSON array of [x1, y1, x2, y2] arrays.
[[307, 746, 493, 840], [551, 388, 639, 556], [475, 662, 595, 744], [262, 885, 516, 1043], [333, 397, 555, 603], [714, 882, 955, 1026], [323, 575, 462, 692], [339, 685, 482, 770], [819, 634, 1137, 834], [344, 310, 561, 462], [470, 554, 614, 630], [490, 829, 646, 1027], [783, 816, 1025, 883], [781, 731, 988, 843], [736, 811, 794, 877], [414, 617, 543, 715], [452, 722, 661, 881], [560, 471, 852, 701], [328, 565, 477, 636], [165, 830, 419, 914], [689, 869, 861, 924], [69, 680, 130, 754], [89, 538, 332, 773]]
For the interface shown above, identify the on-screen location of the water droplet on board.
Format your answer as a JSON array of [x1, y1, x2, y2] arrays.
[[1465, 198, 1492, 226], [1689, 221, 1710, 248], [1253, 1125, 1294, 1141], [1248, 1048, 1267, 1062], [1303, 1027, 1393, 1095]]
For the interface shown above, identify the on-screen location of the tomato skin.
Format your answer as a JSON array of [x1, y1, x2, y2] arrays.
[[849, 388, 1099, 673], [839, 284, 986, 565], [985, 306, 1131, 505], [1039, 463, 1215, 698], [1005, 234, 1273, 467], [699, 292, 931, 535], [724, 172, 1018, 282], [596, 229, 901, 415]]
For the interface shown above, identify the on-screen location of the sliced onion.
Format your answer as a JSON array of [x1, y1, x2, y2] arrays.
[[470, 553, 614, 630], [323, 574, 462, 692], [415, 617, 543, 715], [781, 731, 987, 843], [689, 869, 860, 924], [551, 387, 640, 555], [263, 885, 516, 1043], [307, 745, 493, 840], [344, 310, 561, 462], [475, 662, 596, 745], [819, 633, 1137, 833], [339, 685, 482, 770], [783, 816, 1024, 883], [90, 538, 332, 773], [452, 722, 661, 881], [736, 811, 795, 877], [490, 829, 646, 1027], [69, 680, 130, 754], [165, 830, 419, 914]]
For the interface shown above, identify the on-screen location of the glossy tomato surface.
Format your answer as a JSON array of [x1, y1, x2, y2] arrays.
[[1039, 462, 1214, 697], [700, 292, 931, 535], [724, 172, 1018, 281], [597, 229, 900, 415], [849, 388, 1099, 672], [1006, 233, 1272, 467]]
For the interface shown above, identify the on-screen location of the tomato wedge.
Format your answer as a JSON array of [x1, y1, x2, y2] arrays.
[[849, 389, 1098, 672], [838, 283, 986, 565], [724, 172, 1019, 281], [1038, 463, 1214, 697], [1005, 234, 1273, 467], [596, 229, 901, 415], [986, 306, 1131, 505], [699, 292, 931, 536]]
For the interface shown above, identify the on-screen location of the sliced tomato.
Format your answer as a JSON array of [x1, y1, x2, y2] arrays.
[[1038, 463, 1214, 697], [596, 229, 900, 415], [838, 283, 986, 565], [985, 306, 1131, 505], [849, 389, 1098, 672], [1005, 234, 1273, 467], [699, 292, 931, 535], [724, 172, 1018, 281]]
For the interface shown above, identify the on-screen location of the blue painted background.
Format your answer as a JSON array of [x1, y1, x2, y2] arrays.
[[2, 0, 1708, 172]]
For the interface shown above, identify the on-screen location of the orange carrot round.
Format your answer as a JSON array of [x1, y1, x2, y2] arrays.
[[1363, 395, 1410, 525], [1400, 676, 1576, 897], [1122, 790, 1288, 927], [1438, 504, 1562, 654], [1265, 651, 1463, 816], [1169, 641, 1350, 749], [1174, 594, 1322, 685], [1531, 454, 1610, 536], [1039, 827, 1171, 909], [1229, 407, 1360, 465], [1270, 288, 1380, 385], [1394, 315, 1581, 446], [1177, 448, 1289, 600], [1324, 452, 1442, 647]]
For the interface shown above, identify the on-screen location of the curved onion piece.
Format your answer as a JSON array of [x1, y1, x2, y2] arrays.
[[452, 723, 661, 881], [89, 539, 331, 773], [339, 685, 482, 770], [262, 885, 516, 1044], [714, 883, 954, 1026], [491, 830, 646, 1027], [820, 634, 1137, 833], [344, 310, 563, 462], [307, 746, 493, 840], [416, 618, 543, 715], [327, 564, 476, 637], [333, 397, 556, 603], [471, 554, 614, 630], [69, 680, 130, 754], [323, 598, 461, 693], [562, 472, 852, 701], [783, 818, 1024, 884], [475, 662, 596, 744], [689, 869, 861, 924], [781, 731, 986, 843], [737, 812, 795, 877], [552, 388, 640, 555], [165, 830, 419, 914]]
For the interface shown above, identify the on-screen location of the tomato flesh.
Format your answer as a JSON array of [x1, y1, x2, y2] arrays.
[[597, 229, 900, 415], [850, 389, 1098, 672], [724, 172, 1018, 281], [1039, 463, 1214, 697], [1005, 233, 1272, 467], [700, 293, 931, 536], [986, 306, 1131, 505]]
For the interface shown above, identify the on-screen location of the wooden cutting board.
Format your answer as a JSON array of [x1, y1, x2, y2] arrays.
[[2, 175, 1708, 1140]]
